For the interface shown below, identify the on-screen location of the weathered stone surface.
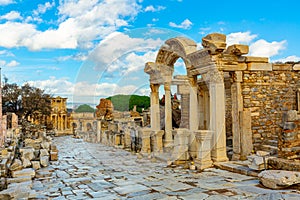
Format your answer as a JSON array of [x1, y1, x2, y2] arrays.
[[247, 63, 272, 71], [95, 98, 114, 120], [7, 176, 32, 184], [40, 156, 49, 167], [40, 149, 49, 157], [50, 150, 58, 161], [245, 56, 269, 63], [31, 161, 41, 170], [258, 170, 300, 189], [286, 110, 298, 121], [202, 33, 226, 54], [41, 142, 50, 150], [22, 158, 32, 168], [293, 63, 300, 70], [12, 168, 35, 178], [20, 147, 35, 161], [9, 159, 23, 171], [225, 44, 249, 56]]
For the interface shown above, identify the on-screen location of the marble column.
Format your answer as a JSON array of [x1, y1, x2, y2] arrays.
[[208, 68, 228, 162], [177, 84, 190, 128], [96, 120, 101, 143], [140, 129, 151, 154], [231, 71, 243, 160], [189, 76, 199, 131], [164, 82, 173, 147], [194, 130, 213, 170], [150, 84, 160, 130]]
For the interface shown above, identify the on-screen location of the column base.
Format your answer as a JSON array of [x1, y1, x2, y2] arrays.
[[211, 147, 229, 162], [163, 139, 174, 152], [194, 158, 213, 170]]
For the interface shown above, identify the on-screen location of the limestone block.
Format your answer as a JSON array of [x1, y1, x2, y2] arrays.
[[50, 144, 57, 151], [202, 33, 226, 54], [20, 147, 35, 161], [258, 170, 300, 189], [31, 161, 41, 170], [50, 150, 58, 161], [40, 149, 49, 157], [247, 153, 274, 171], [223, 63, 247, 71], [245, 56, 269, 63], [41, 142, 50, 150], [283, 122, 297, 130], [40, 156, 49, 167], [11, 168, 35, 178], [1, 149, 8, 157], [293, 64, 300, 70], [247, 63, 272, 71], [225, 44, 249, 55], [7, 176, 32, 184], [22, 158, 32, 168], [272, 64, 292, 71], [286, 110, 298, 122], [9, 159, 23, 171]]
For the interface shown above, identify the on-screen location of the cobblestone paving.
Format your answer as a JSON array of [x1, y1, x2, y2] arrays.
[[30, 136, 300, 199]]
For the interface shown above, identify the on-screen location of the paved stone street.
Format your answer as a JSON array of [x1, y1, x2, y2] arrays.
[[29, 136, 300, 199]]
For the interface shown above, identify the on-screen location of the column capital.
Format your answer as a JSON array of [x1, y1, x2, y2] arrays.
[[205, 68, 224, 84], [150, 84, 159, 93]]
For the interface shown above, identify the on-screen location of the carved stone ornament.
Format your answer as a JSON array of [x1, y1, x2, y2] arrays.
[[205, 68, 224, 84]]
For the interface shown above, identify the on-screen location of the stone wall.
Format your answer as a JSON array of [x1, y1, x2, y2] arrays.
[[241, 68, 300, 153], [278, 110, 300, 159]]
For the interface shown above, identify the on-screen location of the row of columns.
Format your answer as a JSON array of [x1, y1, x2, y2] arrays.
[[149, 67, 228, 163], [51, 114, 67, 131]]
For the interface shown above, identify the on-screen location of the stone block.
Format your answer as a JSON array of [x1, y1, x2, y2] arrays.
[[258, 170, 300, 189], [41, 142, 50, 150], [245, 56, 269, 63], [286, 110, 298, 121], [40, 149, 49, 157], [293, 64, 300, 70], [283, 122, 297, 130], [247, 63, 272, 71], [50, 150, 58, 161], [40, 156, 49, 167], [225, 44, 249, 55], [11, 168, 35, 178], [7, 176, 32, 184], [272, 64, 292, 71], [9, 159, 23, 171], [31, 161, 41, 170], [22, 158, 32, 168]]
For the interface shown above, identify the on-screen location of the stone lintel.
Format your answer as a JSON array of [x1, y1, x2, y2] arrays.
[[245, 56, 269, 63], [247, 63, 272, 71], [223, 63, 247, 71], [273, 63, 293, 71], [225, 44, 249, 56], [293, 64, 300, 70]]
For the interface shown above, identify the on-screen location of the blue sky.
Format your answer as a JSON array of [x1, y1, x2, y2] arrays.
[[0, 0, 300, 107]]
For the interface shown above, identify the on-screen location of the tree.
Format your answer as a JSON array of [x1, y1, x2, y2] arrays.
[[2, 82, 52, 121], [75, 104, 95, 113], [107, 94, 150, 112]]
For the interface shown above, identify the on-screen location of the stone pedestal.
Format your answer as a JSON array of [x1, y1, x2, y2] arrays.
[[124, 129, 131, 149], [151, 130, 164, 153], [140, 129, 151, 154], [171, 129, 190, 163], [194, 130, 213, 170], [114, 134, 121, 146]]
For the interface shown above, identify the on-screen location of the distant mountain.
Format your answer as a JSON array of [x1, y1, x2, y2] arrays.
[[107, 94, 150, 113], [74, 104, 95, 113]]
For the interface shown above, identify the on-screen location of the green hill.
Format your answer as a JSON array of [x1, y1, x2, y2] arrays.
[[74, 104, 95, 113], [107, 94, 150, 113]]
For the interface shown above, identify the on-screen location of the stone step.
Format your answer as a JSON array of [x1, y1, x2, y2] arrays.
[[260, 145, 278, 155], [214, 161, 259, 177]]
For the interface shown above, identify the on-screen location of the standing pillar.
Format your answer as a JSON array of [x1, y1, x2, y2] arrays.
[[150, 84, 160, 130], [189, 76, 199, 131], [164, 82, 173, 147], [231, 71, 243, 160], [208, 68, 228, 162], [177, 84, 190, 128]]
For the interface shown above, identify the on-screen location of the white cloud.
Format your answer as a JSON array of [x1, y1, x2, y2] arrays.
[[0, 0, 142, 50], [273, 55, 300, 63], [33, 1, 55, 16], [0, 0, 14, 6], [0, 22, 37, 48], [144, 5, 165, 12], [227, 31, 257, 46], [6, 60, 19, 67], [0, 11, 22, 20], [249, 39, 286, 57], [89, 32, 163, 72], [169, 19, 193, 29], [0, 50, 14, 57], [28, 77, 145, 104]]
